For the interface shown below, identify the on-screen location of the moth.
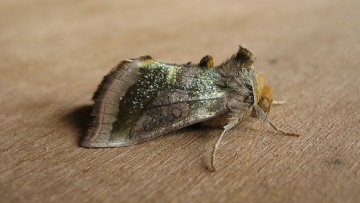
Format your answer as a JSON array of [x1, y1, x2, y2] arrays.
[[82, 45, 299, 170]]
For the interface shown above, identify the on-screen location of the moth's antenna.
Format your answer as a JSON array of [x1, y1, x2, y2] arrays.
[[268, 120, 299, 137], [264, 100, 299, 137], [211, 129, 227, 171]]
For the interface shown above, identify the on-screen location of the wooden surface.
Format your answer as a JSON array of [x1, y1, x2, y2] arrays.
[[1, 0, 359, 202]]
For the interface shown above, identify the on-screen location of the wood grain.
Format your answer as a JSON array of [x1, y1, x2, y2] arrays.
[[1, 0, 359, 202]]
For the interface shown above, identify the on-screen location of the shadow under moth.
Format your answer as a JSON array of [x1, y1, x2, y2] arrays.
[[82, 45, 299, 171]]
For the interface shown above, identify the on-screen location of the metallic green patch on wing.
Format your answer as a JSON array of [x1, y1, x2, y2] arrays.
[[108, 60, 227, 144]]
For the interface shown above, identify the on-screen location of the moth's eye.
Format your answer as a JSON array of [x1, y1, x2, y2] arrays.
[[258, 84, 273, 113], [258, 97, 271, 113]]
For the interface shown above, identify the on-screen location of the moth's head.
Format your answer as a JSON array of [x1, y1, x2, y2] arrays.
[[258, 84, 273, 113], [255, 74, 273, 114]]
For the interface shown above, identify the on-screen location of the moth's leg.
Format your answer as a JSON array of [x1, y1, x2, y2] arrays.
[[272, 100, 286, 105], [211, 129, 227, 171], [210, 120, 238, 171], [268, 120, 299, 137], [199, 55, 214, 68]]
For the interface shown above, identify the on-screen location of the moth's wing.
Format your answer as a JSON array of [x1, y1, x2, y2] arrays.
[[124, 89, 229, 146], [82, 57, 145, 148], [82, 58, 228, 148]]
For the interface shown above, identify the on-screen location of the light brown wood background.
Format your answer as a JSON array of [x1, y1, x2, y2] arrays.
[[1, 0, 359, 202]]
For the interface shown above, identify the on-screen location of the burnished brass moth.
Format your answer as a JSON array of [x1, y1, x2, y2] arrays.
[[82, 45, 299, 170]]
